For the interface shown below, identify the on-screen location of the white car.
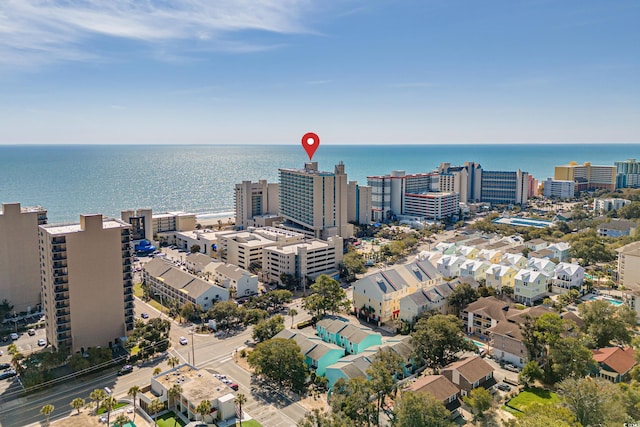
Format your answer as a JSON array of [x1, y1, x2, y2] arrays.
[[179, 336, 188, 345], [37, 339, 46, 347], [10, 333, 18, 340]]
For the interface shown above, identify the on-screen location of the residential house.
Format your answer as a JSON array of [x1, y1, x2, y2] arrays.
[[139, 364, 236, 423], [592, 346, 636, 383], [399, 282, 456, 322], [442, 356, 496, 396], [485, 264, 517, 292], [527, 257, 556, 275], [513, 269, 548, 306], [525, 239, 548, 252], [459, 259, 490, 281], [316, 318, 382, 355], [462, 297, 510, 337], [210, 263, 259, 297], [597, 220, 638, 238], [501, 253, 528, 270], [437, 255, 467, 278], [456, 245, 479, 260], [434, 242, 457, 255], [547, 242, 571, 262], [185, 252, 217, 273], [274, 329, 345, 376], [477, 249, 503, 264], [528, 248, 555, 260], [552, 263, 585, 294], [405, 375, 462, 416]]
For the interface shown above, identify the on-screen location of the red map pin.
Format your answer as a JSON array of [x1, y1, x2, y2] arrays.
[[301, 132, 320, 160]]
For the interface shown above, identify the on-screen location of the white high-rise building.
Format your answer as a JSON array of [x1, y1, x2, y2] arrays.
[[543, 179, 575, 199], [39, 214, 134, 352], [279, 162, 353, 239], [367, 171, 437, 222]]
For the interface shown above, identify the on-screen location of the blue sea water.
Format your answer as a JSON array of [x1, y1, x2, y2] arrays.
[[0, 144, 638, 224]]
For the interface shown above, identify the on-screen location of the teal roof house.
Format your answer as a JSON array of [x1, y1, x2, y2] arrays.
[[316, 318, 382, 355], [274, 329, 345, 377]]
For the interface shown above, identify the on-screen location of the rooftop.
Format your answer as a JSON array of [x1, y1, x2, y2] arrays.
[[156, 365, 232, 403]]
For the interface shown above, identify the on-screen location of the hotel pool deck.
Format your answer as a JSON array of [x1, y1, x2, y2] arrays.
[[582, 294, 624, 306], [492, 217, 554, 228]]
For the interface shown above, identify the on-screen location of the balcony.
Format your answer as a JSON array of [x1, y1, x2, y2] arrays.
[[54, 285, 69, 293], [124, 288, 133, 296], [55, 294, 69, 302], [52, 254, 66, 261], [123, 273, 133, 280], [125, 301, 135, 310], [125, 309, 135, 317], [52, 246, 66, 253], [56, 309, 70, 317], [55, 302, 68, 309], [124, 295, 135, 302], [57, 317, 71, 326], [57, 326, 71, 333], [53, 262, 68, 270], [54, 278, 68, 285]]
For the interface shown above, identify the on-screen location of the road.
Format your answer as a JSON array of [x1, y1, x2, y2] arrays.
[[0, 295, 312, 427]]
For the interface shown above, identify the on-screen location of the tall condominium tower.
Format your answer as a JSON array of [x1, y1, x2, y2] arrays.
[[437, 162, 483, 204], [554, 162, 617, 192], [0, 202, 48, 313], [278, 162, 353, 239], [39, 214, 134, 352], [367, 171, 437, 222], [234, 180, 280, 229], [480, 170, 530, 205]]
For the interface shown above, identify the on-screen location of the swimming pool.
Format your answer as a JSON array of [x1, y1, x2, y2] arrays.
[[583, 295, 623, 306]]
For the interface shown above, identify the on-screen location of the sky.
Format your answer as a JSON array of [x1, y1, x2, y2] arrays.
[[0, 0, 638, 145]]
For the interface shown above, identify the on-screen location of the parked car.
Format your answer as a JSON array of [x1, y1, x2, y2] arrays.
[[141, 313, 149, 319], [228, 383, 239, 391], [27, 329, 36, 336], [0, 369, 17, 380], [179, 336, 188, 345], [497, 383, 512, 392], [118, 365, 134, 376], [0, 363, 10, 370], [37, 338, 46, 346], [10, 333, 19, 340]]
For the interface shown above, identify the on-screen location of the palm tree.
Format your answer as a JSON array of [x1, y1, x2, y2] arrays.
[[196, 399, 211, 422], [234, 393, 247, 426], [148, 398, 163, 427], [167, 356, 180, 369], [7, 343, 18, 356], [90, 388, 107, 414], [168, 384, 183, 413], [127, 385, 140, 421], [70, 397, 85, 415], [153, 367, 162, 376], [113, 414, 131, 427], [40, 404, 54, 426], [288, 308, 298, 328], [103, 396, 118, 426]]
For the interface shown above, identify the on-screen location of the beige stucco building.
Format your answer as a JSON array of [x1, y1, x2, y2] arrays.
[[0, 203, 48, 313], [234, 180, 280, 230], [39, 214, 134, 352]]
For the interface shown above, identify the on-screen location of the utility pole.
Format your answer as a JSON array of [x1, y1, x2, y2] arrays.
[[190, 329, 195, 367]]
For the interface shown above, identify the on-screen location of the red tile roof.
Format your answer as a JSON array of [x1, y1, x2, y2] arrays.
[[592, 347, 636, 375]]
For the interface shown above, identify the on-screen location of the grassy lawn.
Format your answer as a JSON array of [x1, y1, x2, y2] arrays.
[[148, 298, 170, 315], [96, 402, 128, 415], [155, 412, 186, 427], [133, 282, 144, 297], [238, 420, 263, 427], [504, 387, 559, 417]]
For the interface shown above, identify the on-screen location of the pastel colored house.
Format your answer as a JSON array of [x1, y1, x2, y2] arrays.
[[514, 269, 549, 306], [462, 297, 510, 336], [525, 238, 548, 252], [592, 346, 636, 383], [485, 264, 517, 291], [442, 356, 496, 396], [434, 242, 457, 255], [437, 255, 467, 278], [527, 257, 556, 275], [399, 282, 456, 322], [597, 219, 638, 238], [274, 329, 345, 376], [456, 245, 479, 260], [477, 249, 503, 264], [501, 253, 528, 270], [547, 242, 571, 262], [458, 259, 490, 281], [552, 262, 584, 294], [316, 318, 382, 355]]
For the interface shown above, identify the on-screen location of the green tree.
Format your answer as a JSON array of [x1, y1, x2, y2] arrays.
[[180, 302, 195, 323], [519, 361, 543, 388], [208, 300, 243, 329], [579, 299, 633, 347], [288, 308, 298, 328], [303, 275, 350, 318], [243, 308, 268, 325], [167, 356, 180, 369], [40, 404, 54, 426], [515, 403, 579, 427], [463, 387, 492, 421], [252, 315, 285, 342], [0, 299, 13, 323], [153, 367, 162, 376], [618, 201, 640, 219], [113, 414, 132, 427], [279, 273, 300, 290], [549, 337, 596, 381], [446, 282, 479, 315], [90, 388, 107, 413], [148, 398, 163, 427], [619, 381, 640, 421], [329, 377, 376, 426], [234, 393, 247, 426], [411, 314, 475, 372], [127, 385, 140, 421], [366, 348, 404, 426], [342, 250, 366, 282], [196, 399, 212, 422], [568, 230, 615, 265], [520, 313, 564, 364], [298, 409, 356, 427], [393, 392, 452, 427], [70, 397, 85, 415], [168, 384, 183, 413], [558, 377, 626, 427], [247, 338, 307, 393], [103, 396, 117, 426]]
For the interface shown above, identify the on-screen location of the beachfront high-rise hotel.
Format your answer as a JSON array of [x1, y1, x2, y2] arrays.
[[278, 162, 354, 239], [0, 203, 48, 313], [39, 214, 134, 352]]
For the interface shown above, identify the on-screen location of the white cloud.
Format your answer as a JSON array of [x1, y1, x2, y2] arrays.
[[0, 0, 315, 67]]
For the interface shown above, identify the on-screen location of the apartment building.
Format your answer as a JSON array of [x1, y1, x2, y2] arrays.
[[234, 180, 280, 230], [0, 203, 48, 313], [554, 162, 617, 192], [216, 227, 304, 270], [262, 236, 343, 286], [615, 159, 640, 188], [347, 181, 372, 225], [39, 214, 134, 352], [616, 241, 640, 291], [403, 191, 460, 220], [597, 219, 638, 238], [279, 162, 353, 239], [437, 162, 483, 204], [543, 179, 575, 199], [367, 170, 437, 222], [480, 170, 529, 205], [593, 198, 631, 214], [121, 209, 197, 241]]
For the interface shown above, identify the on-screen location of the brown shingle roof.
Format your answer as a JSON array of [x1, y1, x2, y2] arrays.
[[443, 356, 494, 384], [592, 347, 636, 375], [406, 375, 459, 402], [464, 297, 511, 322]]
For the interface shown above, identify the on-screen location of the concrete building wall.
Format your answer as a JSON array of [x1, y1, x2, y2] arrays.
[[347, 181, 372, 225], [234, 180, 279, 230], [0, 203, 47, 313], [40, 214, 133, 352], [543, 179, 575, 199]]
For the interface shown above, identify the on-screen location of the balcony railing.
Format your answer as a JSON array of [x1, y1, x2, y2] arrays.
[[55, 294, 69, 302], [57, 326, 71, 333]]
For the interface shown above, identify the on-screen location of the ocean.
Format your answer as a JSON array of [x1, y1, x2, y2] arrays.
[[1, 144, 638, 224]]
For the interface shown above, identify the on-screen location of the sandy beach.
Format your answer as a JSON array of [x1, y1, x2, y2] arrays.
[[196, 216, 235, 228]]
